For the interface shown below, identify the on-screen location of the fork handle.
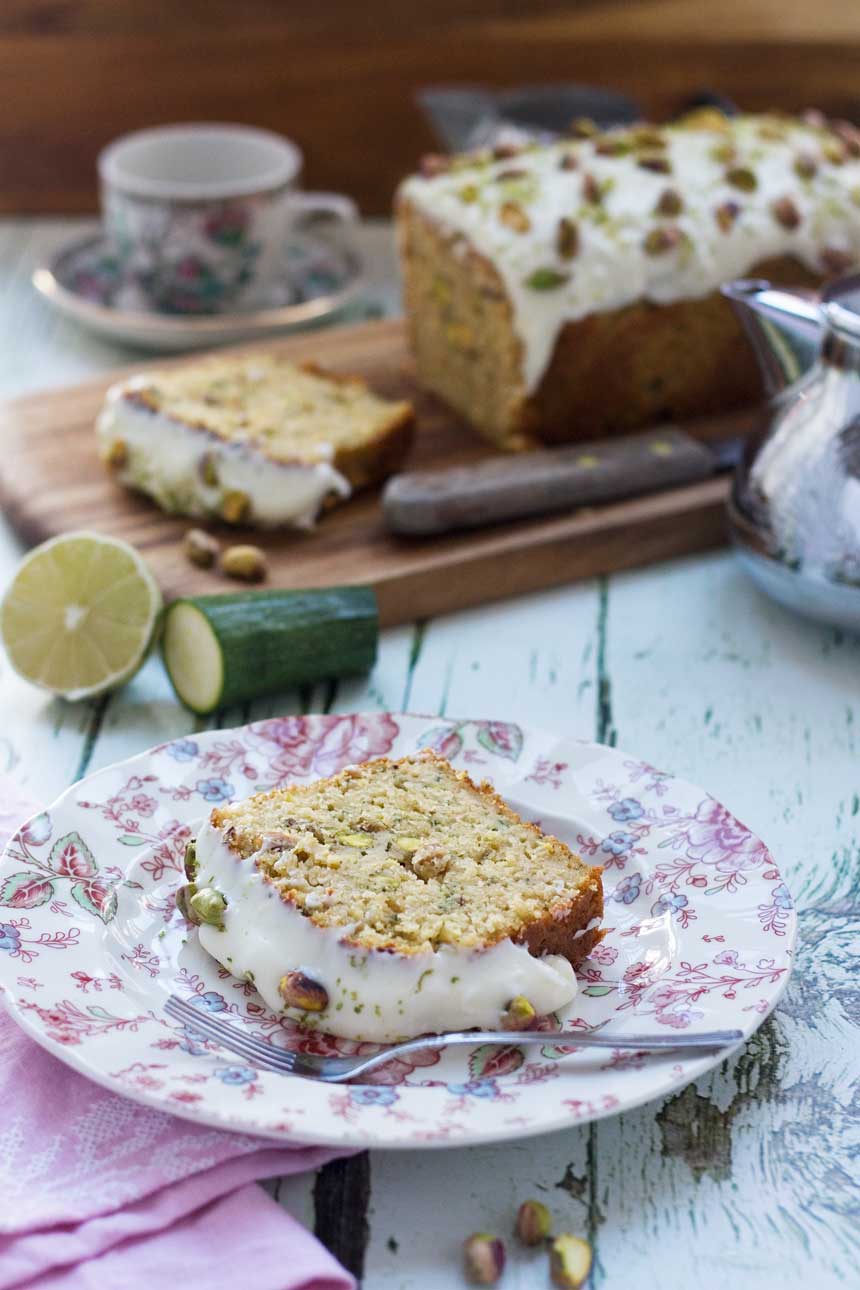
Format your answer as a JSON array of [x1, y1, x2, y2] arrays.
[[318, 1028, 745, 1082]]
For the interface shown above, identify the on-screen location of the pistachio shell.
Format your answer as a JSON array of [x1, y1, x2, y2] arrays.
[[516, 1198, 553, 1245], [278, 971, 329, 1012], [463, 1234, 506, 1285], [550, 1234, 593, 1288], [221, 544, 267, 582], [183, 528, 220, 570]]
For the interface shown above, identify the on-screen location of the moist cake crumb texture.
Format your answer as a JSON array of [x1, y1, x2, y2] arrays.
[[210, 751, 602, 957]]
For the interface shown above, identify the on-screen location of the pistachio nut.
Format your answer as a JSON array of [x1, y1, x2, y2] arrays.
[[794, 152, 818, 180], [220, 489, 250, 524], [278, 971, 329, 1012], [183, 840, 199, 883], [771, 196, 802, 230], [637, 154, 671, 174], [395, 836, 423, 853], [221, 544, 268, 582], [549, 1235, 593, 1289], [725, 166, 757, 192], [337, 831, 374, 847], [199, 453, 220, 488], [558, 153, 578, 171], [175, 883, 201, 925], [501, 995, 537, 1030], [188, 886, 228, 929], [556, 217, 580, 260], [463, 1233, 506, 1285], [655, 187, 683, 217], [499, 201, 531, 233], [515, 1198, 553, 1246], [822, 139, 847, 166], [105, 439, 128, 470], [581, 172, 602, 205], [525, 267, 570, 291], [643, 225, 683, 255], [184, 528, 220, 569], [714, 201, 741, 233]]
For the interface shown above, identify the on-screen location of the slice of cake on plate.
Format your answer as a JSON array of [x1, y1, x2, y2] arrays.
[[97, 353, 414, 529], [180, 751, 603, 1042]]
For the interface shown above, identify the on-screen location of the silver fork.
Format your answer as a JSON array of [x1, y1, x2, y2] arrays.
[[164, 994, 743, 1084]]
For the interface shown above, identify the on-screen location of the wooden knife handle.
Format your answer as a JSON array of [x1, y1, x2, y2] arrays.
[[383, 427, 717, 537]]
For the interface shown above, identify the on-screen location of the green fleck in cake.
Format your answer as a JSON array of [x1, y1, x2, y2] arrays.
[[97, 354, 414, 528], [183, 751, 604, 1041]]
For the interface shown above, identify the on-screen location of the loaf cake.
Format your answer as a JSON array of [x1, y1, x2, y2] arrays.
[[397, 109, 860, 448], [97, 354, 414, 528], [182, 751, 603, 1041]]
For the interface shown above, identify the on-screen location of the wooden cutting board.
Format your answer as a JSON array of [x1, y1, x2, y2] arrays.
[[0, 318, 753, 628]]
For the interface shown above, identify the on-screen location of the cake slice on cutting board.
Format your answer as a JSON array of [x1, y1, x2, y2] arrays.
[[97, 353, 414, 529]]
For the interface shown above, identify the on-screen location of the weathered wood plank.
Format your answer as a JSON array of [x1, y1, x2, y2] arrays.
[[593, 552, 860, 1287]]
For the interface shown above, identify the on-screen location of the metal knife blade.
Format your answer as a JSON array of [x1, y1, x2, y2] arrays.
[[382, 426, 745, 538]]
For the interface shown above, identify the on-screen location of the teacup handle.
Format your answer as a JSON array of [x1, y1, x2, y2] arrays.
[[284, 191, 359, 239]]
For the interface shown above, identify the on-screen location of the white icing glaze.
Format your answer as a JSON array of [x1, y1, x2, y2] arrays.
[[97, 381, 351, 529], [194, 818, 578, 1042], [400, 115, 860, 391]]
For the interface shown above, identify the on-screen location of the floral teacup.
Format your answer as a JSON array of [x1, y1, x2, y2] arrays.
[[98, 123, 357, 315]]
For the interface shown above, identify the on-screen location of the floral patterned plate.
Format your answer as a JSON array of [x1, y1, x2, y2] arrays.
[[32, 232, 365, 352], [0, 714, 796, 1149]]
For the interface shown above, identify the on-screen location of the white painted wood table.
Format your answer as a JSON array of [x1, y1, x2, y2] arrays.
[[1, 217, 858, 1288]]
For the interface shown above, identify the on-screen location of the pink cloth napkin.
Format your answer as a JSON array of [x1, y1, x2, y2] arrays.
[[0, 779, 355, 1290]]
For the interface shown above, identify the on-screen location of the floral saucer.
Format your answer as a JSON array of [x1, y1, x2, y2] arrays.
[[0, 714, 795, 1149], [32, 232, 365, 352]]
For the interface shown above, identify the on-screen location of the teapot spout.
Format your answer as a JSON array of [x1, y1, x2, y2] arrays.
[[722, 278, 822, 399]]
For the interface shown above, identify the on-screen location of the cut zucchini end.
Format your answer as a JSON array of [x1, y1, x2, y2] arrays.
[[162, 601, 224, 715]]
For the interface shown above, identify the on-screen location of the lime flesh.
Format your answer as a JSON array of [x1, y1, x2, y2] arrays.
[[1, 532, 162, 700]]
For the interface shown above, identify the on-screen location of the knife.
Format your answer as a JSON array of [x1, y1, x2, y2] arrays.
[[382, 427, 745, 538]]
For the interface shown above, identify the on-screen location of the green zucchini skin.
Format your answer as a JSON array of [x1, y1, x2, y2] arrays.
[[163, 585, 378, 713]]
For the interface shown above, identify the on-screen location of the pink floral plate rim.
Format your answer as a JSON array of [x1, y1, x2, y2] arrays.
[[0, 713, 796, 1150]]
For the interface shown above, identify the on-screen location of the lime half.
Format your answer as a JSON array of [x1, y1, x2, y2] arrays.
[[1, 532, 162, 700]]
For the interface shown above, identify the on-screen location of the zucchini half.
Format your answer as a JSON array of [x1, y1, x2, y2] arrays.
[[161, 585, 378, 714]]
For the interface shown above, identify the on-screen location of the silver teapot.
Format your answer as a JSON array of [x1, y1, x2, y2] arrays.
[[723, 275, 860, 630]]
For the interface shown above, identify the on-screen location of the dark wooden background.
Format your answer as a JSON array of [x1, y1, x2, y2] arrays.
[[3, 0, 860, 214]]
